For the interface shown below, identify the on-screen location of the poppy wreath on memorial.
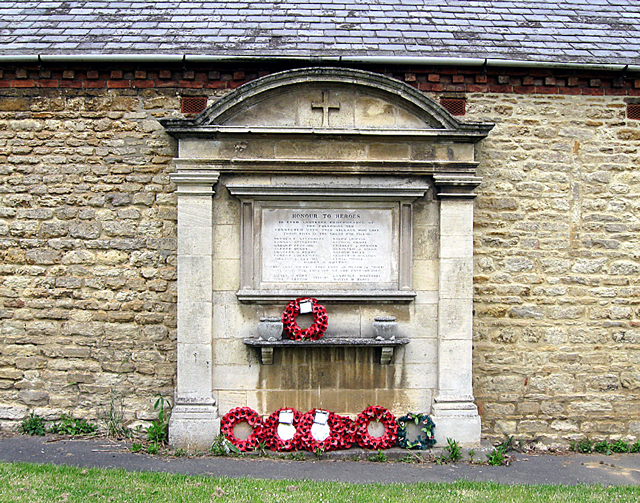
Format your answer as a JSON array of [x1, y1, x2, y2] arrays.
[[220, 407, 264, 452], [260, 407, 304, 452], [298, 408, 346, 452], [354, 405, 398, 450], [396, 413, 436, 450], [281, 297, 328, 341]]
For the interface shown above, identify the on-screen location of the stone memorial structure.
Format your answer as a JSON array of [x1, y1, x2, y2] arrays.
[[162, 68, 493, 449]]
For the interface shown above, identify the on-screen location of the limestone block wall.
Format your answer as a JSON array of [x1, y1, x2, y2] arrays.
[[0, 64, 639, 445], [466, 93, 640, 446], [0, 86, 180, 427]]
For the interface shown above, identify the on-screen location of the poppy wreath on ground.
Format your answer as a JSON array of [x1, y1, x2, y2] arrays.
[[396, 413, 436, 450], [298, 409, 346, 452], [337, 415, 357, 450], [260, 407, 304, 452], [281, 297, 328, 341], [220, 407, 264, 452], [355, 405, 398, 450]]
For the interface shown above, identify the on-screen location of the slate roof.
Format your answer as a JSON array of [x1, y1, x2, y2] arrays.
[[1, 1, 640, 67]]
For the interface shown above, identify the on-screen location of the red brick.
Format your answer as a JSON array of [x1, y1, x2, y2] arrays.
[[204, 81, 229, 89], [581, 87, 604, 95], [110, 70, 123, 79], [513, 86, 538, 94], [15, 69, 28, 79], [557, 87, 581, 95], [11, 79, 35, 87], [60, 79, 82, 88], [182, 70, 195, 80], [62, 70, 75, 79], [467, 84, 489, 92], [604, 87, 627, 96], [589, 79, 602, 87], [417, 82, 443, 92], [107, 80, 131, 88], [208, 71, 221, 80], [498, 75, 510, 84], [475, 74, 488, 83], [134, 70, 147, 79], [535, 86, 559, 94], [544, 77, 557, 86], [132, 79, 154, 88], [159, 70, 172, 79], [489, 84, 513, 93], [178, 80, 204, 88], [83, 80, 106, 88], [36, 79, 60, 88], [86, 70, 99, 79], [634, 79, 640, 89], [39, 69, 51, 79], [233, 71, 245, 80], [452, 75, 465, 84], [0, 70, 3, 79], [443, 84, 466, 92], [154, 80, 179, 88], [404, 73, 416, 82], [522, 76, 535, 85], [427, 74, 440, 82]]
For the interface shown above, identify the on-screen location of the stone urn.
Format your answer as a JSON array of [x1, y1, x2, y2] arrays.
[[257, 316, 283, 341], [372, 316, 398, 340]]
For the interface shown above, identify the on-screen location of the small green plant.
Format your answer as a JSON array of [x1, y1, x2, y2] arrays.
[[631, 441, 640, 453], [368, 450, 387, 462], [468, 448, 476, 463], [146, 443, 159, 455], [399, 452, 423, 464], [574, 438, 593, 454], [146, 394, 170, 445], [594, 441, 611, 455], [445, 438, 462, 462], [48, 414, 97, 436], [209, 434, 240, 456], [19, 412, 46, 436], [129, 443, 143, 453], [288, 451, 305, 461], [314, 447, 325, 458], [101, 391, 130, 438], [174, 448, 187, 457], [611, 439, 630, 453], [486, 447, 507, 466]]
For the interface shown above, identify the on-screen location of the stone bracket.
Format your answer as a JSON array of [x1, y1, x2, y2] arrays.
[[243, 337, 409, 365]]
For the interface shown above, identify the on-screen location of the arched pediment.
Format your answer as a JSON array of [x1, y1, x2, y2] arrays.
[[162, 67, 493, 137]]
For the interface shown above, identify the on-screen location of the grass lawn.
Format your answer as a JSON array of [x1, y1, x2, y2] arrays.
[[1, 462, 639, 502]]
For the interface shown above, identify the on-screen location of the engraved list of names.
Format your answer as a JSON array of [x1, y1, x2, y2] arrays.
[[262, 208, 393, 284]]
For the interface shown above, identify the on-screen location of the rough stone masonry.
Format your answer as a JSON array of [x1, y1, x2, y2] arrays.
[[0, 65, 639, 447]]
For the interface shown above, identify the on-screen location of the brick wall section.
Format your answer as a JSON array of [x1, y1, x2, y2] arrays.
[[0, 63, 639, 443]]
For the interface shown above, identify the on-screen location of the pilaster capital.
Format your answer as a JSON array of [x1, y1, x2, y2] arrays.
[[171, 171, 220, 196], [433, 175, 482, 199]]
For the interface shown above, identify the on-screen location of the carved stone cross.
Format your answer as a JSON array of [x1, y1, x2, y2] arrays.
[[311, 91, 340, 127]]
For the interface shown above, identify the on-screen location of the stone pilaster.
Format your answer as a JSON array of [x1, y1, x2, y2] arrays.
[[168, 171, 221, 450], [431, 175, 482, 446]]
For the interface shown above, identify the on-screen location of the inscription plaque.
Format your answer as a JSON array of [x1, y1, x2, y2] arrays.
[[262, 208, 393, 285]]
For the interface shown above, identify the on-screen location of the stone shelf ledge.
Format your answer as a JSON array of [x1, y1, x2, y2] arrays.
[[243, 337, 409, 365]]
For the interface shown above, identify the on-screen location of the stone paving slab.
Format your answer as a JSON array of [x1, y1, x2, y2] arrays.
[[1, 435, 640, 486]]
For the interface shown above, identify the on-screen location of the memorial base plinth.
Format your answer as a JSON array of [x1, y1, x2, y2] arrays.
[[431, 398, 481, 447], [169, 403, 220, 450]]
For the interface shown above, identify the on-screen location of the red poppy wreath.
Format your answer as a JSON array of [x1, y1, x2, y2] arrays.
[[298, 408, 346, 452], [261, 407, 304, 452], [220, 407, 264, 452], [282, 297, 328, 341], [355, 405, 398, 450]]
